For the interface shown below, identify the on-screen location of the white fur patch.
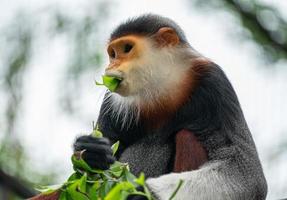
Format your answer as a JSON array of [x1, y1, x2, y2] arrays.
[[100, 92, 140, 130], [146, 161, 250, 200]]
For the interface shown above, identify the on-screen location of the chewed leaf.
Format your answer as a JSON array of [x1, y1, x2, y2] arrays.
[[111, 141, 120, 156], [95, 75, 121, 92]]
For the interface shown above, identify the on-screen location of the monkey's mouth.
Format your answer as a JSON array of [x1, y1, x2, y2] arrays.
[[103, 71, 125, 92]]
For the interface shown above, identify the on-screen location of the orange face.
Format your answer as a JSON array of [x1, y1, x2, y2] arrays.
[[105, 35, 149, 96], [106, 35, 145, 72], [105, 27, 180, 96]]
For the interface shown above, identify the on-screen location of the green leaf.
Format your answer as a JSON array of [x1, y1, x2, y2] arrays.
[[72, 153, 104, 174], [104, 181, 116, 195], [67, 172, 81, 182], [104, 182, 135, 200], [121, 166, 137, 184], [118, 191, 130, 200], [91, 125, 103, 138], [135, 173, 145, 186], [66, 180, 89, 200], [98, 181, 107, 198], [168, 179, 184, 200], [109, 161, 123, 169], [109, 168, 123, 178], [59, 191, 68, 200], [78, 173, 87, 193], [142, 185, 153, 200], [108, 161, 126, 178], [111, 141, 120, 156], [93, 129, 103, 138], [95, 75, 121, 92], [88, 181, 100, 199]]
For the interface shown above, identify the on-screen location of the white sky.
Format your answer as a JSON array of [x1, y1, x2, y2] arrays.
[[0, 0, 287, 199]]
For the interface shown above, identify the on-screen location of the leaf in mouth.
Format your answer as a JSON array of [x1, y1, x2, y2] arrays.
[[95, 75, 121, 92]]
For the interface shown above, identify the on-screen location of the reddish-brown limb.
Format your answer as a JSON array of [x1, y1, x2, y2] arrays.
[[173, 129, 208, 172]]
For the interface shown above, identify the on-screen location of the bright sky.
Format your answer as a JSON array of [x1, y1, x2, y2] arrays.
[[0, 0, 287, 199]]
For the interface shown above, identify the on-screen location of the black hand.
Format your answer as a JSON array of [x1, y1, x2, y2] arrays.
[[73, 135, 115, 170], [127, 186, 148, 200]]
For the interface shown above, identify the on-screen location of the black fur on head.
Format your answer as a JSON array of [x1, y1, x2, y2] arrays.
[[110, 14, 189, 44]]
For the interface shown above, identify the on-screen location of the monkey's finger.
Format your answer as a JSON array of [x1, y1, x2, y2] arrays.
[[74, 143, 113, 155], [85, 159, 114, 169], [85, 157, 110, 170], [75, 135, 110, 145], [84, 156, 115, 170], [85, 161, 110, 170], [83, 152, 115, 164]]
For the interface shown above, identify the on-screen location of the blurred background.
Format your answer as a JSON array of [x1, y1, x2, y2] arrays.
[[0, 0, 286, 199]]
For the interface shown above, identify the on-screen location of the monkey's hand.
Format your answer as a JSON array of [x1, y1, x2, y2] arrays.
[[73, 135, 115, 170]]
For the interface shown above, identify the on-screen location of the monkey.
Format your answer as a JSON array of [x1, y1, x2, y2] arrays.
[[74, 14, 268, 200], [73, 14, 268, 200], [31, 14, 267, 200]]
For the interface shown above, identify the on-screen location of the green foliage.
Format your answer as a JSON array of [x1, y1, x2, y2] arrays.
[[91, 123, 103, 138], [111, 141, 120, 156], [95, 75, 122, 92], [37, 128, 183, 200], [46, 153, 154, 200], [191, 0, 287, 62], [37, 130, 153, 199]]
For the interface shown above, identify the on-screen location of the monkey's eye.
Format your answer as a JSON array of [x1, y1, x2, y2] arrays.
[[123, 44, 133, 53]]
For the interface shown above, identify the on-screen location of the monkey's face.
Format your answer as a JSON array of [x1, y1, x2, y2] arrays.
[[105, 35, 145, 96], [105, 28, 190, 98]]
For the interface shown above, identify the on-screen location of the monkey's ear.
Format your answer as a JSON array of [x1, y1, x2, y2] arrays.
[[155, 27, 180, 47]]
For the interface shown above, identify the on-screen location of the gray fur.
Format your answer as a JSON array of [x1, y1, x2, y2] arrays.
[[119, 129, 174, 178]]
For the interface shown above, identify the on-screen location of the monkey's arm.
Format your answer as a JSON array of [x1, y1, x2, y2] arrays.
[[146, 130, 265, 200], [173, 129, 207, 172], [146, 161, 238, 200], [146, 157, 261, 200]]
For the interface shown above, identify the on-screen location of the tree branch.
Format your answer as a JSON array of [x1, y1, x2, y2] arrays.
[[0, 168, 37, 198]]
